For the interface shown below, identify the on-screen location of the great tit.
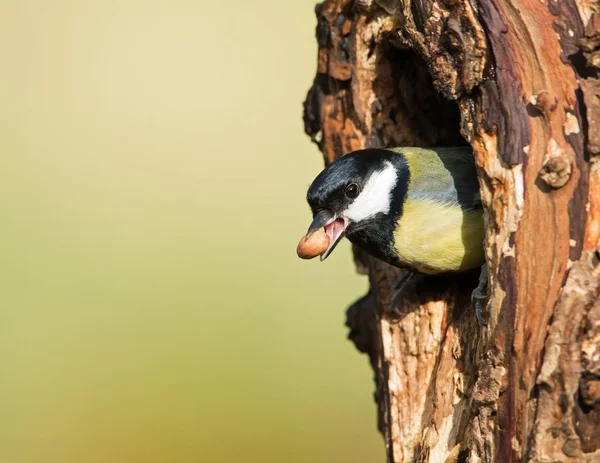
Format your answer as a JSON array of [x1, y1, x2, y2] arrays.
[[305, 147, 487, 320]]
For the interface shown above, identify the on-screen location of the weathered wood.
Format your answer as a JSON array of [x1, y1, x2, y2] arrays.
[[303, 1, 600, 461]]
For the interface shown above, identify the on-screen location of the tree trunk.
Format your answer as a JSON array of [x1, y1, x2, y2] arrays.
[[303, 1, 600, 462]]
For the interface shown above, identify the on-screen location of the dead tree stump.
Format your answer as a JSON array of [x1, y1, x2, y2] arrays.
[[303, 1, 600, 461]]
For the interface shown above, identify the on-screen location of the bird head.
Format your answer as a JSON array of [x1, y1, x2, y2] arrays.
[[305, 149, 407, 261]]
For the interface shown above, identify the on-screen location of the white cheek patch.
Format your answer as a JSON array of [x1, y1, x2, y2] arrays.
[[343, 161, 397, 222]]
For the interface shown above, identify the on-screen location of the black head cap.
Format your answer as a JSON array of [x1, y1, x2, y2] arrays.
[[307, 149, 399, 215]]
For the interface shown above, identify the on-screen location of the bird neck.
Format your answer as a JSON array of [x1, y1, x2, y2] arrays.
[[387, 153, 410, 224], [345, 153, 409, 266]]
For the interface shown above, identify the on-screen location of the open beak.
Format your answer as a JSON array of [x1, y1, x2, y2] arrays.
[[306, 211, 347, 261]]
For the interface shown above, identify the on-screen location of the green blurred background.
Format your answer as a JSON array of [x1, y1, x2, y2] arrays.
[[0, 1, 382, 462]]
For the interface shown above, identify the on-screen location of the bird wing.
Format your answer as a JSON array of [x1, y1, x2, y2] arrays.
[[396, 147, 481, 211]]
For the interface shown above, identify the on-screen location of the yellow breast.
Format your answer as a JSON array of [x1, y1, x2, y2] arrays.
[[393, 199, 485, 274]]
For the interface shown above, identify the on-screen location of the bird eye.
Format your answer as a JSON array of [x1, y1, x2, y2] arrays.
[[345, 183, 360, 199]]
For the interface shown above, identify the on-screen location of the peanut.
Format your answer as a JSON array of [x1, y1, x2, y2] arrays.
[[296, 229, 330, 259]]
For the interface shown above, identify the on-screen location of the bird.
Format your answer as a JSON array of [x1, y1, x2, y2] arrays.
[[305, 146, 488, 323]]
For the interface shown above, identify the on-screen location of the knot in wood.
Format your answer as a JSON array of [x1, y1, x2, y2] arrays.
[[562, 438, 580, 458], [530, 91, 558, 116], [580, 377, 600, 407], [539, 151, 572, 189]]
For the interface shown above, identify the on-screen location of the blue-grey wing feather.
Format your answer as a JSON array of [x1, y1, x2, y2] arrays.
[[407, 147, 481, 211]]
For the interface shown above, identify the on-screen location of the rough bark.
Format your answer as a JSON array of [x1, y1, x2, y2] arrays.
[[303, 1, 600, 462]]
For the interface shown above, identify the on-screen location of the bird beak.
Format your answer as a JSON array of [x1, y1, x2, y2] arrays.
[[306, 211, 347, 261]]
